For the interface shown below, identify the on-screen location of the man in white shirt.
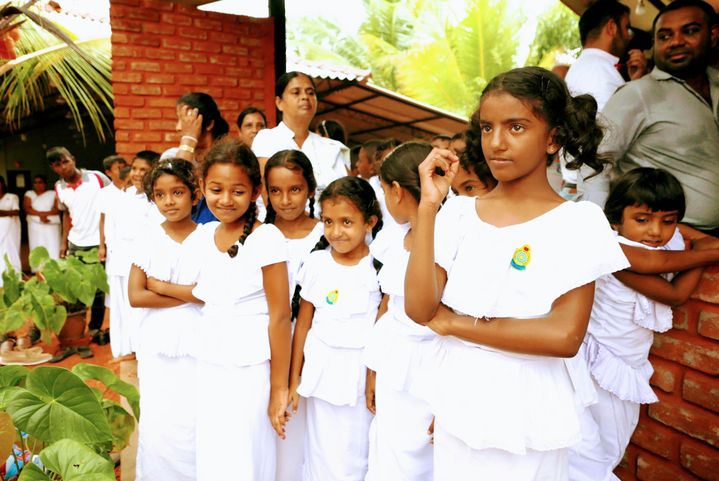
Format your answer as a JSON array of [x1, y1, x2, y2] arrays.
[[561, 0, 647, 199], [48, 146, 110, 334]]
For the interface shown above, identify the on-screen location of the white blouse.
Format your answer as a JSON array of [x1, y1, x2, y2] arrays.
[[188, 222, 289, 366], [132, 223, 201, 357], [420, 196, 629, 454]]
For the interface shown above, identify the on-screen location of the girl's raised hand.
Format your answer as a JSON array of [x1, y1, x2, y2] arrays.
[[418, 148, 459, 208], [178, 104, 203, 140]]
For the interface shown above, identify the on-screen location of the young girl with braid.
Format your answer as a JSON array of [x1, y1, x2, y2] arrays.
[[362, 141, 436, 480], [153, 139, 291, 480], [289, 176, 383, 481], [263, 149, 322, 481]]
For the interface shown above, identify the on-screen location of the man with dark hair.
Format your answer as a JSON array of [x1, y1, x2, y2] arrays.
[[585, 0, 719, 232], [562, 0, 647, 200], [48, 146, 110, 335]]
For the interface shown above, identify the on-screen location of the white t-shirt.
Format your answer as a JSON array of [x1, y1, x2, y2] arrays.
[[54, 169, 109, 247], [252, 121, 349, 194], [0, 194, 21, 283]]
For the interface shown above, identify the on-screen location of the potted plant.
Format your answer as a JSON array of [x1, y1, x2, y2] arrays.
[[0, 363, 140, 480], [0, 246, 109, 360]]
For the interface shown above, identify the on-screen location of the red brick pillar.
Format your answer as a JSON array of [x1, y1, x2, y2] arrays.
[[616, 266, 719, 481], [109, 0, 276, 159]]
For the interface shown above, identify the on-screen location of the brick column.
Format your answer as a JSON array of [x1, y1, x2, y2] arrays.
[[616, 266, 719, 481], [110, 0, 276, 159]]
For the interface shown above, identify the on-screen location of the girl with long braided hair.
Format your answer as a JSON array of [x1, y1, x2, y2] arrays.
[[190, 138, 291, 480]]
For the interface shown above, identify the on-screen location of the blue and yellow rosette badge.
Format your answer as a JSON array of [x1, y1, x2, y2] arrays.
[[326, 289, 339, 305], [510, 244, 531, 271]]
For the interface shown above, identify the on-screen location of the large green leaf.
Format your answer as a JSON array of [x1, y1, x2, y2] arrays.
[[2, 255, 23, 306], [72, 363, 140, 420], [0, 387, 22, 411], [6, 367, 112, 446], [28, 247, 49, 271], [0, 365, 29, 388], [18, 439, 116, 481], [102, 399, 135, 451]]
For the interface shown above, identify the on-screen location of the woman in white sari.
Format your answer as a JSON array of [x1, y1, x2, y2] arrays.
[[23, 175, 61, 269], [0, 175, 21, 285]]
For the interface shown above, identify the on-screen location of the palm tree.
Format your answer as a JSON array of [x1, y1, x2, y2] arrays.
[[0, 1, 113, 142], [287, 0, 523, 117]]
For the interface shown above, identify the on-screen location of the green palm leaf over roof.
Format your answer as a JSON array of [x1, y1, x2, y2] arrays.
[[0, 1, 113, 143]]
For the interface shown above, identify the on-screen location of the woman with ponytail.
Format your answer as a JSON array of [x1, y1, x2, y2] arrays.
[[404, 67, 631, 480]]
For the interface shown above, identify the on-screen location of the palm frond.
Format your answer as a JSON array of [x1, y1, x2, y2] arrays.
[[0, 3, 113, 143]]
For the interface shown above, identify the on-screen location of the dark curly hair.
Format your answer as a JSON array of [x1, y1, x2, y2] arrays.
[[264, 150, 317, 224], [144, 157, 198, 202], [465, 66, 609, 179], [203, 139, 262, 245]]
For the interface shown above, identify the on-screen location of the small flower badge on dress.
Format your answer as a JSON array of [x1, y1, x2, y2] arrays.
[[326, 289, 339, 305], [510, 244, 531, 271]]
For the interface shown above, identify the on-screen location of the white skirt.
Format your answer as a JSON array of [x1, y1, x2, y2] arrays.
[[365, 373, 433, 481], [303, 395, 372, 481], [196, 360, 276, 481], [109, 274, 139, 357], [27, 221, 61, 271], [435, 422, 568, 481], [136, 352, 197, 481], [275, 396, 306, 481], [568, 379, 639, 481]]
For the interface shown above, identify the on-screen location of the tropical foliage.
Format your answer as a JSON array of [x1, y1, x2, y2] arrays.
[[0, 363, 139, 480], [0, 1, 113, 142], [288, 0, 580, 116], [525, 2, 581, 68]]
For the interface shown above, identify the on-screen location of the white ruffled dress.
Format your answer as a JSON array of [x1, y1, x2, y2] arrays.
[[296, 249, 381, 481], [363, 223, 436, 481], [132, 223, 202, 481], [422, 197, 629, 478], [583, 229, 683, 404]]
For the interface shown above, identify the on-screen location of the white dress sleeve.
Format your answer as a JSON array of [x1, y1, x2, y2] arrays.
[[434, 196, 473, 272], [554, 201, 630, 298], [246, 224, 288, 267], [297, 251, 322, 304], [369, 225, 393, 264]]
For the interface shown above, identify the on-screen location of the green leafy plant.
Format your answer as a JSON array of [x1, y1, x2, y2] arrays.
[[0, 364, 139, 480], [0, 247, 109, 344]]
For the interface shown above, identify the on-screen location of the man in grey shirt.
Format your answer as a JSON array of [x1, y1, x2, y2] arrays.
[[584, 0, 719, 231]]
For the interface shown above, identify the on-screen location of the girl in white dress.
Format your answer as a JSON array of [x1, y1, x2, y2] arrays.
[[127, 158, 201, 481], [109, 151, 163, 358], [568, 168, 719, 481], [152, 140, 291, 481], [0, 175, 20, 286], [363, 141, 436, 481], [364, 142, 436, 481], [263, 149, 323, 481], [23, 175, 61, 266], [289, 176, 383, 481], [404, 67, 632, 481]]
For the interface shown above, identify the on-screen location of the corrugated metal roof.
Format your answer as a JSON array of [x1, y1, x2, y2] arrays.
[[289, 57, 468, 144]]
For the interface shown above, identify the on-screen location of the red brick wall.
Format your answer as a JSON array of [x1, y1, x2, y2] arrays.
[[616, 266, 719, 481], [109, 0, 276, 159]]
